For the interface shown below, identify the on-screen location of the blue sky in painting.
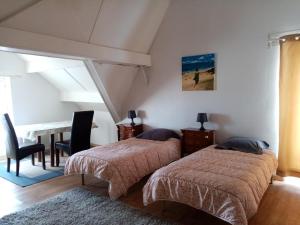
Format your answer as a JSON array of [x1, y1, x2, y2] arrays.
[[182, 53, 215, 73]]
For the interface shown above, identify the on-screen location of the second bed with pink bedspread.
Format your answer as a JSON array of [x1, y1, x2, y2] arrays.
[[143, 145, 277, 225], [65, 138, 181, 199]]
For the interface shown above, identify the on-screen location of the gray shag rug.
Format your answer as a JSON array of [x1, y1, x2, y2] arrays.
[[0, 188, 177, 225]]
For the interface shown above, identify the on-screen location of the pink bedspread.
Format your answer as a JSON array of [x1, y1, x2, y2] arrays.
[[65, 138, 181, 199], [143, 145, 277, 225]]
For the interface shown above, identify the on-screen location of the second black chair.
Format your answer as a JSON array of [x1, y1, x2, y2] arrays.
[[55, 111, 94, 166]]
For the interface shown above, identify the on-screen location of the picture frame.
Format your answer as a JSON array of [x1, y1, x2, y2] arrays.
[[181, 53, 216, 91]]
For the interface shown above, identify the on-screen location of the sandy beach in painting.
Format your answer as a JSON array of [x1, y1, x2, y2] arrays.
[[182, 71, 214, 91]]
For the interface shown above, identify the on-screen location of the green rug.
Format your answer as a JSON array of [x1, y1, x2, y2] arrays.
[[0, 188, 177, 225]]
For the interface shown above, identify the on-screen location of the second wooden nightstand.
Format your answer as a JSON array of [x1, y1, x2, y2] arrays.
[[181, 128, 215, 155], [116, 124, 143, 141]]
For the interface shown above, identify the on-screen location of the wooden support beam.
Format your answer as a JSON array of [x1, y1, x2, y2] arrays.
[[0, 27, 151, 66], [140, 66, 149, 85], [84, 59, 121, 123]]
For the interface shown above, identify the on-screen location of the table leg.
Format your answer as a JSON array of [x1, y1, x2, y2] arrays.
[[59, 133, 64, 156], [50, 134, 55, 167], [37, 136, 42, 162]]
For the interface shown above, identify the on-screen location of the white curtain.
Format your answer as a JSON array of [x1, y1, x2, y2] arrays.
[[0, 77, 13, 158]]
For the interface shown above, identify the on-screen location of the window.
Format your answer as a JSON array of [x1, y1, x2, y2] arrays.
[[0, 77, 13, 158]]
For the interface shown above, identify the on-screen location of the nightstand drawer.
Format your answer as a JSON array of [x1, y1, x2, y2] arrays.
[[181, 128, 215, 155], [184, 134, 210, 144]]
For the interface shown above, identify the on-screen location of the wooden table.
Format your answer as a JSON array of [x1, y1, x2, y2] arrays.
[[16, 121, 97, 167]]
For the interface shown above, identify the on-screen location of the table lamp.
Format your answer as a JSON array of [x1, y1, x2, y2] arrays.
[[197, 113, 208, 130], [128, 110, 137, 126]]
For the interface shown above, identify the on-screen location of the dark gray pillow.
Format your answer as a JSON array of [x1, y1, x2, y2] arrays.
[[215, 137, 269, 154], [136, 129, 180, 141]]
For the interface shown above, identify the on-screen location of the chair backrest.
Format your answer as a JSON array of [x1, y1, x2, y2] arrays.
[[0, 113, 19, 159], [69, 111, 94, 155]]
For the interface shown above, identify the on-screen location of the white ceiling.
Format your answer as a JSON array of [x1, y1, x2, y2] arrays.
[[0, 0, 102, 42], [0, 0, 39, 22], [18, 54, 84, 73], [18, 54, 97, 92], [0, 0, 170, 53], [0, 52, 103, 104], [89, 0, 170, 53]]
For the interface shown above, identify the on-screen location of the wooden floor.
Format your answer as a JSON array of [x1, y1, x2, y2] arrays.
[[1, 166, 300, 225]]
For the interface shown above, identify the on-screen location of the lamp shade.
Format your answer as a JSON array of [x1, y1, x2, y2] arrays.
[[197, 113, 208, 122], [128, 110, 137, 119]]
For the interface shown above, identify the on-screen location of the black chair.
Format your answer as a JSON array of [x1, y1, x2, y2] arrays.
[[55, 111, 94, 166], [1, 113, 46, 176]]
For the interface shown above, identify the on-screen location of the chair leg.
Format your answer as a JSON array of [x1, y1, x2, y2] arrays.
[[42, 150, 46, 170], [55, 148, 60, 167], [81, 174, 85, 185], [59, 133, 64, 157], [31, 154, 35, 165], [16, 160, 20, 176], [7, 158, 10, 172]]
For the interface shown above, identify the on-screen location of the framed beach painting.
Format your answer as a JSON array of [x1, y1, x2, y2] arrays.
[[181, 53, 216, 91]]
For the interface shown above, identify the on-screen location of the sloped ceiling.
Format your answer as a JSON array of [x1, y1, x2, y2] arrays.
[[18, 53, 102, 103], [0, 0, 103, 42], [90, 0, 170, 53], [0, 0, 169, 53], [0, 50, 102, 104], [0, 0, 40, 22], [0, 0, 171, 121]]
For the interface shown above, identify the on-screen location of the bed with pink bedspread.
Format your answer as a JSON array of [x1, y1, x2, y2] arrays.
[[143, 145, 277, 225], [65, 137, 181, 199]]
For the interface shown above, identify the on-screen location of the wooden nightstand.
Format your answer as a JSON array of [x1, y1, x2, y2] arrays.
[[181, 128, 215, 155], [116, 124, 143, 141]]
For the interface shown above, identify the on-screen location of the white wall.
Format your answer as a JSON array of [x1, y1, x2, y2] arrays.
[[0, 51, 26, 76], [10, 74, 79, 125], [9, 73, 117, 147], [92, 111, 117, 145], [10, 73, 80, 146], [124, 0, 300, 154]]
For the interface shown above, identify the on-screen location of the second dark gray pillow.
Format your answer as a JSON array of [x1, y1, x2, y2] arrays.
[[215, 137, 269, 154]]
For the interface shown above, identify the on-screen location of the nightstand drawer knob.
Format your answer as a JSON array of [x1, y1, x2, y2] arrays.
[[205, 136, 209, 139]]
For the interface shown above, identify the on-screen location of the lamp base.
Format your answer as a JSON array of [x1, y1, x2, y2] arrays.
[[130, 118, 135, 126], [199, 122, 205, 131]]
